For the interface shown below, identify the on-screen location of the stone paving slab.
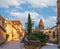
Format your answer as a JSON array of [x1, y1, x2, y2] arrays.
[[41, 45, 58, 49]]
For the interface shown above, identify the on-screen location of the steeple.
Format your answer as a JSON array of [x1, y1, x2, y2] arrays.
[[38, 18, 44, 31], [39, 18, 44, 27]]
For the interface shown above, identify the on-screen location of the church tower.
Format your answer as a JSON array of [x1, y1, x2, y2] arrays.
[[57, 0, 60, 47], [38, 18, 44, 31]]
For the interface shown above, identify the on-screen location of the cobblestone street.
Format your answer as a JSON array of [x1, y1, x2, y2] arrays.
[[0, 40, 22, 49], [0, 40, 58, 49], [0, 36, 58, 49], [0, 37, 25, 49]]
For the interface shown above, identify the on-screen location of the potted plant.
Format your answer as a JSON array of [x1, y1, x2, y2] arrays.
[[21, 13, 49, 49], [23, 31, 49, 49]]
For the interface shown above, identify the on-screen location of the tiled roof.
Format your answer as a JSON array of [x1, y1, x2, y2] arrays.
[[11, 20, 22, 25]]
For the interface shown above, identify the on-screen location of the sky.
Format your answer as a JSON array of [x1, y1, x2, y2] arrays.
[[0, 0, 57, 29]]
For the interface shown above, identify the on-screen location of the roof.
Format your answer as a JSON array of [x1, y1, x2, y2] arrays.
[[11, 20, 22, 25], [51, 25, 57, 29]]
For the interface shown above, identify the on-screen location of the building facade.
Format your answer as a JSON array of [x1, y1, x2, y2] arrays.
[[50, 26, 57, 42], [57, 0, 60, 47], [5, 19, 24, 41], [44, 26, 57, 42], [0, 15, 6, 44]]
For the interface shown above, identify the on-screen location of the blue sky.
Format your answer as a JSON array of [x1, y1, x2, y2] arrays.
[[0, 0, 57, 29]]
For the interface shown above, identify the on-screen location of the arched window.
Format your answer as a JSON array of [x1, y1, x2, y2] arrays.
[[49, 31, 51, 33]]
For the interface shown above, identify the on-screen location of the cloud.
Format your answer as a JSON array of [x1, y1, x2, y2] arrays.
[[26, 0, 57, 8], [35, 16, 57, 29], [53, 7, 57, 12], [10, 11, 57, 29], [0, 0, 57, 8], [44, 16, 57, 28], [10, 11, 40, 28], [0, 0, 57, 29], [0, 0, 26, 8]]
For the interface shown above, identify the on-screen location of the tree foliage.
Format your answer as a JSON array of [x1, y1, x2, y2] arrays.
[[28, 31, 49, 42], [27, 13, 32, 35]]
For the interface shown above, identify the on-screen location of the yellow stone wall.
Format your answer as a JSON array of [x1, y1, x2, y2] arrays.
[[5, 19, 24, 42], [6, 24, 13, 41]]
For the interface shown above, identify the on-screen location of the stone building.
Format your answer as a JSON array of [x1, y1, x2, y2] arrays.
[[0, 15, 6, 44], [57, 0, 60, 47], [5, 19, 24, 41], [38, 18, 44, 31], [44, 26, 57, 42], [50, 26, 57, 42]]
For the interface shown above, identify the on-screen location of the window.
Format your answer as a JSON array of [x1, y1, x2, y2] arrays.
[[49, 31, 51, 33], [53, 31, 55, 38]]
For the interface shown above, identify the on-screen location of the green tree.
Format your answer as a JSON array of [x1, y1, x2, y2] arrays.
[[27, 13, 32, 35]]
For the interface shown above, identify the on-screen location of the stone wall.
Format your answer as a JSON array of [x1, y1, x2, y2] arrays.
[[57, 0, 60, 47], [0, 27, 6, 44]]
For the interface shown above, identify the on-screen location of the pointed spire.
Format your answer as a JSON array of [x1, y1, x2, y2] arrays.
[[39, 18, 44, 27], [38, 18, 44, 31]]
